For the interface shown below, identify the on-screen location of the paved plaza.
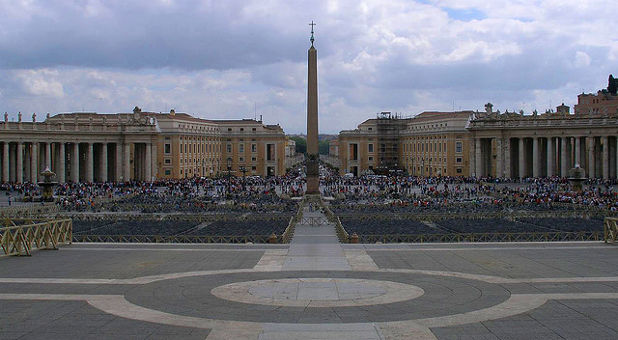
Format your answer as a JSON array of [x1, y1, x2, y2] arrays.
[[1, 210, 618, 339]]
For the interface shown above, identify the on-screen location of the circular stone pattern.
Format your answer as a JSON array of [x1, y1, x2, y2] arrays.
[[211, 278, 424, 307]]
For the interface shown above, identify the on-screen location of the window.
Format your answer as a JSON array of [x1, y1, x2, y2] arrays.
[[164, 143, 171, 154], [252, 128, 256, 131], [239, 157, 244, 162], [164, 158, 171, 164], [368, 144, 374, 153], [226, 144, 232, 153], [456, 157, 462, 163], [368, 156, 373, 161], [456, 168, 463, 174], [240, 128, 244, 131], [251, 144, 257, 152], [251, 157, 257, 162], [165, 170, 171, 175], [455, 141, 463, 153], [251, 166, 256, 170], [239, 144, 244, 153], [227, 128, 232, 131]]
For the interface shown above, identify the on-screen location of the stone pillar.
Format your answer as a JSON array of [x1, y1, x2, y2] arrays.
[[72, 143, 80, 182], [518, 138, 525, 178], [30, 142, 38, 183], [100, 143, 108, 182], [45, 142, 51, 170], [587, 137, 595, 178], [602, 136, 609, 179], [86, 143, 94, 182], [495, 138, 503, 178], [145, 143, 152, 181], [123, 143, 131, 181], [151, 143, 158, 179], [116, 143, 123, 182], [575, 137, 581, 166], [58, 143, 65, 183], [546, 137, 554, 177], [16, 142, 23, 183], [2, 142, 9, 182], [305, 38, 319, 194], [474, 138, 481, 177], [504, 138, 511, 178], [560, 137, 568, 177], [532, 137, 539, 178]]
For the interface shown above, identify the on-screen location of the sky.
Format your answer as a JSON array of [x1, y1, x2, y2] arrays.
[[0, 0, 617, 134]]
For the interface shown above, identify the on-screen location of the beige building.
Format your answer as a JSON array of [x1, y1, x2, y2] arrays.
[[0, 107, 290, 183], [468, 103, 618, 179], [337, 111, 472, 177]]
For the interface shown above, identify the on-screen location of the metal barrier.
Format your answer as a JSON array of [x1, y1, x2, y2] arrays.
[[604, 217, 618, 243], [73, 234, 271, 244], [1, 218, 72, 256], [0, 204, 59, 218], [358, 231, 603, 244], [282, 201, 304, 243], [319, 201, 349, 243]]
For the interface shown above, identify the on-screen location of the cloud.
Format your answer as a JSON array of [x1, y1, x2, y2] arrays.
[[0, 0, 617, 133]]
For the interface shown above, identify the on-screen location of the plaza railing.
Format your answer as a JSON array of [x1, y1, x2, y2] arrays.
[[282, 200, 304, 243], [357, 231, 603, 244], [1, 218, 72, 256], [319, 201, 349, 243], [604, 217, 618, 243], [73, 234, 274, 244], [0, 204, 59, 218]]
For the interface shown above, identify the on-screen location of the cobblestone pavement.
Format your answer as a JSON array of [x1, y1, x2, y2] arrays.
[[1, 210, 617, 339]]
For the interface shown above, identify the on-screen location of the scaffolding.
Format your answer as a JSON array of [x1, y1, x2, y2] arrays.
[[375, 112, 404, 174]]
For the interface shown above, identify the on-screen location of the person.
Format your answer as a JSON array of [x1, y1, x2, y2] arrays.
[[7, 196, 11, 206]]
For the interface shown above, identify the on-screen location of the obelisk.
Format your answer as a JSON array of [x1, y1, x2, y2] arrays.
[[306, 21, 319, 195]]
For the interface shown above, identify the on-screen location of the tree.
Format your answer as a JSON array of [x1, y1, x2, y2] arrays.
[[290, 136, 307, 154], [609, 74, 617, 95], [318, 140, 329, 155]]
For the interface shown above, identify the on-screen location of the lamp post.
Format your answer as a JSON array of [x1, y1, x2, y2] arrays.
[[239, 166, 247, 190]]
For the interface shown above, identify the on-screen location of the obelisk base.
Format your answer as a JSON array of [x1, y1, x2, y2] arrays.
[[305, 158, 319, 195]]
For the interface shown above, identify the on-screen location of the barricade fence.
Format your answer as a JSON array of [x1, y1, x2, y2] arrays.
[[358, 231, 603, 244], [0, 204, 59, 218], [604, 217, 618, 243], [73, 234, 273, 244], [282, 200, 304, 243], [1, 218, 72, 256]]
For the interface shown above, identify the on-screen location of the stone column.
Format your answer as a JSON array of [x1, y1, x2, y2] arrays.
[[72, 143, 79, 182], [115, 143, 122, 182], [504, 138, 511, 178], [30, 142, 38, 183], [151, 143, 158, 179], [532, 137, 539, 178], [587, 137, 595, 178], [123, 143, 131, 181], [145, 143, 152, 181], [546, 137, 554, 177], [560, 137, 568, 177], [16, 142, 23, 183], [2, 142, 9, 182], [475, 138, 482, 177], [495, 138, 503, 178], [575, 137, 581, 166], [602, 136, 609, 179], [100, 143, 108, 182], [518, 138, 525, 178], [85, 143, 93, 182], [45, 142, 51, 170], [58, 143, 65, 183]]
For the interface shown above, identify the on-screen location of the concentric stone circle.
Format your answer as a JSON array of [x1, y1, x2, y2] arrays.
[[211, 277, 425, 307]]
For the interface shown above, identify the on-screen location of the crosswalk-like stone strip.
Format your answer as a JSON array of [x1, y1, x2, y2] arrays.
[[253, 249, 288, 271], [344, 249, 379, 271]]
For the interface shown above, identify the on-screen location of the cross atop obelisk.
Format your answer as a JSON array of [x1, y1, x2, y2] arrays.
[[305, 21, 319, 195]]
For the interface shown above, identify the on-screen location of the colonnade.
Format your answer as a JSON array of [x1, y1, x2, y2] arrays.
[[0, 141, 156, 183], [473, 136, 618, 179]]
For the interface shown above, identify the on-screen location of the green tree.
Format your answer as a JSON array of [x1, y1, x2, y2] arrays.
[[318, 140, 329, 155], [290, 136, 307, 154], [609, 74, 617, 95]]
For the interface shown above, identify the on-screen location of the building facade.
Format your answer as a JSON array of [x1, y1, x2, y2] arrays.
[[0, 108, 290, 183], [336, 77, 618, 179]]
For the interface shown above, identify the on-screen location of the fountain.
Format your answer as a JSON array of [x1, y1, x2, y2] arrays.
[[567, 164, 587, 192], [38, 167, 58, 202]]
